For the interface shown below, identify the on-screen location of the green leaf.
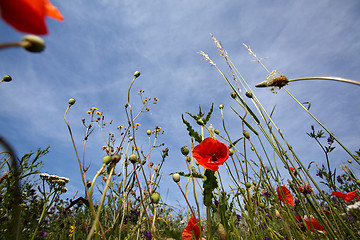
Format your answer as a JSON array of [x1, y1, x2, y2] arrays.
[[203, 169, 218, 207], [202, 103, 214, 125], [182, 114, 202, 143]]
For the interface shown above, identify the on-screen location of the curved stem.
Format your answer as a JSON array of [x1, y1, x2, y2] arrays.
[[288, 76, 360, 86]]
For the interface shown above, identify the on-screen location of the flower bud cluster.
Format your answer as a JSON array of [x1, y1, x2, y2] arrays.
[[347, 201, 360, 219], [40, 173, 69, 192]]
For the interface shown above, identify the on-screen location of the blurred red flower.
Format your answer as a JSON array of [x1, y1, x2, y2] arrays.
[[192, 137, 229, 171], [289, 167, 295, 171], [277, 186, 294, 206], [295, 215, 326, 232], [182, 216, 202, 240], [0, 0, 63, 34], [332, 190, 358, 202]]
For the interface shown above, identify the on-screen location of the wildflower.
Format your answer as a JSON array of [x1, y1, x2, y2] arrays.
[[289, 167, 295, 171], [0, 0, 63, 35], [155, 126, 161, 132], [117, 125, 124, 129], [277, 186, 294, 206], [87, 111, 92, 115], [182, 216, 202, 240], [96, 111, 102, 115], [135, 123, 141, 127], [144, 230, 152, 240], [192, 137, 229, 171], [332, 190, 358, 202], [295, 215, 326, 232], [298, 184, 314, 195]]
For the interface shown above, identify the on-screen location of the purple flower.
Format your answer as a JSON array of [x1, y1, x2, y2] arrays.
[[39, 232, 47, 238], [337, 175, 344, 185], [327, 135, 334, 145], [144, 230, 152, 240], [263, 192, 271, 197], [214, 200, 219, 207]]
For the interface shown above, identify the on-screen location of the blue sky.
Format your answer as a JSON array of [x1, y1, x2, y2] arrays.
[[1, 0, 359, 209]]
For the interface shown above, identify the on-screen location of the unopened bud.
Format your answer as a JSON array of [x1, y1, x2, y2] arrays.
[[230, 92, 237, 99], [172, 173, 180, 183], [20, 35, 45, 53], [181, 146, 189, 156], [243, 130, 250, 139], [68, 98, 76, 105], [103, 155, 111, 164], [245, 91, 253, 98], [129, 154, 137, 164], [151, 192, 160, 204], [134, 71, 141, 78]]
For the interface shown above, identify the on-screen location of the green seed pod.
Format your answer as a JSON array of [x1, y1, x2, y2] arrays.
[[134, 71, 141, 78], [214, 129, 220, 135], [240, 188, 246, 194], [172, 173, 180, 183], [259, 202, 265, 209], [111, 154, 121, 163], [243, 130, 250, 139], [219, 104, 224, 110], [229, 148, 233, 156], [68, 98, 76, 105], [129, 136, 134, 141], [245, 182, 251, 188], [356, 179, 360, 184], [128, 154, 137, 164], [230, 92, 237, 99], [21, 35, 45, 53], [348, 160, 352, 164], [186, 156, 191, 162], [252, 180, 257, 186], [151, 192, 160, 204], [2, 75, 12, 82], [181, 146, 189, 156], [146, 129, 151, 136], [245, 91, 253, 98], [196, 119, 204, 126], [103, 155, 111, 164]]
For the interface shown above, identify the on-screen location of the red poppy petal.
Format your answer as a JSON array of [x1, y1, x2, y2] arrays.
[[277, 186, 294, 207], [344, 190, 358, 202], [290, 167, 295, 171], [0, 0, 48, 34], [332, 191, 346, 199], [45, 0, 63, 21], [305, 217, 326, 231], [192, 137, 229, 171], [182, 216, 202, 240]]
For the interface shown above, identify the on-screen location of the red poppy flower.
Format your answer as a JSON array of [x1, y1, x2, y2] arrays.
[[332, 190, 358, 202], [295, 215, 326, 232], [182, 216, 202, 240], [0, 0, 63, 35], [289, 167, 295, 171], [277, 186, 294, 207], [192, 137, 229, 171]]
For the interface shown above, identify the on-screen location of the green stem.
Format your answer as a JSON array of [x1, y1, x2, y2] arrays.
[[283, 87, 359, 164]]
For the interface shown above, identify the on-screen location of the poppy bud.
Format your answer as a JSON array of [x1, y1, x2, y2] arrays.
[[181, 146, 189, 156], [68, 98, 76, 105], [259, 202, 265, 208], [1, 75, 12, 82], [146, 129, 151, 136], [20, 35, 45, 53], [129, 154, 137, 164], [245, 91, 253, 98], [229, 148, 233, 156], [196, 119, 204, 125], [275, 210, 281, 218], [134, 71, 141, 78], [240, 188, 245, 194], [217, 223, 227, 240], [219, 104, 224, 109], [230, 92, 237, 99], [214, 129, 220, 135], [243, 130, 250, 139], [103, 155, 111, 164], [186, 156, 191, 162], [245, 182, 251, 188], [348, 160, 352, 164], [111, 154, 121, 163], [172, 173, 180, 183], [151, 192, 160, 204]]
